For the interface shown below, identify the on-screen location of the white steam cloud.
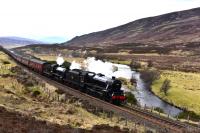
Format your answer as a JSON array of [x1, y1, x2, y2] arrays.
[[56, 54, 64, 66], [70, 61, 81, 69], [70, 57, 133, 79]]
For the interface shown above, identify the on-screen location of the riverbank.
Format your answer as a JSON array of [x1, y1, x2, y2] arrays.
[[133, 71, 182, 117], [151, 70, 200, 120]]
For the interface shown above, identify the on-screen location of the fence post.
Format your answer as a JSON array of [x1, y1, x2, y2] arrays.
[[187, 115, 190, 123], [57, 94, 59, 101], [102, 108, 105, 119], [199, 120, 200, 128], [144, 123, 146, 132], [125, 118, 127, 126], [110, 112, 112, 121], [64, 94, 67, 102], [48, 89, 50, 99], [117, 115, 120, 123], [95, 107, 98, 114]]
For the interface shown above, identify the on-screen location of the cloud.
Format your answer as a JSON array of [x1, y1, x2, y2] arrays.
[[0, 0, 199, 41]]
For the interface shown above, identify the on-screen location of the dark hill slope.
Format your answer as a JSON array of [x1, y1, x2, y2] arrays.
[[64, 7, 200, 47]]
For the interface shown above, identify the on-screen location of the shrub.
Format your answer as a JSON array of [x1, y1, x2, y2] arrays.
[[2, 60, 10, 64], [10, 66, 21, 73], [25, 86, 41, 97], [66, 106, 77, 115], [71, 50, 81, 57], [140, 69, 160, 84], [160, 79, 171, 96], [130, 60, 141, 70], [55, 89, 65, 94], [24, 80, 34, 87], [154, 107, 164, 113], [177, 111, 200, 122], [125, 92, 137, 105], [147, 60, 153, 68], [32, 90, 41, 97]]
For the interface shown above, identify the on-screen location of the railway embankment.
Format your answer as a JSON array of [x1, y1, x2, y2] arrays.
[[0, 50, 145, 132]]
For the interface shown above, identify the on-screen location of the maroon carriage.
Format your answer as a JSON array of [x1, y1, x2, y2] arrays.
[[29, 58, 47, 73]]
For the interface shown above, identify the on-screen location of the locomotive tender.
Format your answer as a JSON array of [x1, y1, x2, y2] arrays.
[[6, 49, 126, 104]]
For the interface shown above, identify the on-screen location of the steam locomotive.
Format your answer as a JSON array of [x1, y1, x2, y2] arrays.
[[5, 49, 126, 105]]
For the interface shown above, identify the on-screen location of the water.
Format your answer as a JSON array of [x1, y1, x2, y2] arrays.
[[70, 57, 182, 116], [132, 72, 182, 116]]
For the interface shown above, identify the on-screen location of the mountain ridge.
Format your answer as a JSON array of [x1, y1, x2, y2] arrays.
[[0, 36, 44, 45], [64, 7, 200, 47]]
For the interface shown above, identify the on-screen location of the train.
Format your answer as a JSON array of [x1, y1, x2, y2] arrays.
[[4, 48, 126, 105]]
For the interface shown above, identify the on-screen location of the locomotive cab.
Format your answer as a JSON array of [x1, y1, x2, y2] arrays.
[[43, 63, 58, 77], [53, 66, 67, 80], [43, 63, 67, 80]]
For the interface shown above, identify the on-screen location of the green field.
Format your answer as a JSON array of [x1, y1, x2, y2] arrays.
[[152, 70, 200, 115]]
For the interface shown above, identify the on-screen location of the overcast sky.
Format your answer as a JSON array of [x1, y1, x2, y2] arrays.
[[0, 0, 200, 43]]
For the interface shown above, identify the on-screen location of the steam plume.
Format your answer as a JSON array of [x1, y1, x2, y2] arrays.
[[56, 54, 64, 66]]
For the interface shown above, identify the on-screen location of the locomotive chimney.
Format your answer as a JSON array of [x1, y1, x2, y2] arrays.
[[112, 76, 116, 80]]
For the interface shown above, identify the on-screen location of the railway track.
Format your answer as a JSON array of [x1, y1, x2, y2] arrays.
[[22, 61, 198, 133], [1, 48, 199, 133]]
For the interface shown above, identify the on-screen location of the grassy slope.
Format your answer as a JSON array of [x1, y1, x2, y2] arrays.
[[0, 52, 16, 74], [152, 70, 200, 115], [0, 51, 146, 131]]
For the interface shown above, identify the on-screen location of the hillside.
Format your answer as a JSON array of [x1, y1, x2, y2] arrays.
[[0, 51, 143, 132], [0, 37, 44, 48], [64, 7, 200, 47]]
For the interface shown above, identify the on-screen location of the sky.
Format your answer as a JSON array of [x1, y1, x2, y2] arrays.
[[0, 0, 200, 43]]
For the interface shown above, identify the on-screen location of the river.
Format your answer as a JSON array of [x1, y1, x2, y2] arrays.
[[132, 71, 182, 117]]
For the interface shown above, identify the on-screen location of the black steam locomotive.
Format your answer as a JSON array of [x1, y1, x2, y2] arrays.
[[5, 49, 126, 105]]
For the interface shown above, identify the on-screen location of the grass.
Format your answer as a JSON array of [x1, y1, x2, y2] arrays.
[[0, 51, 147, 131], [152, 70, 200, 116], [0, 51, 16, 75]]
